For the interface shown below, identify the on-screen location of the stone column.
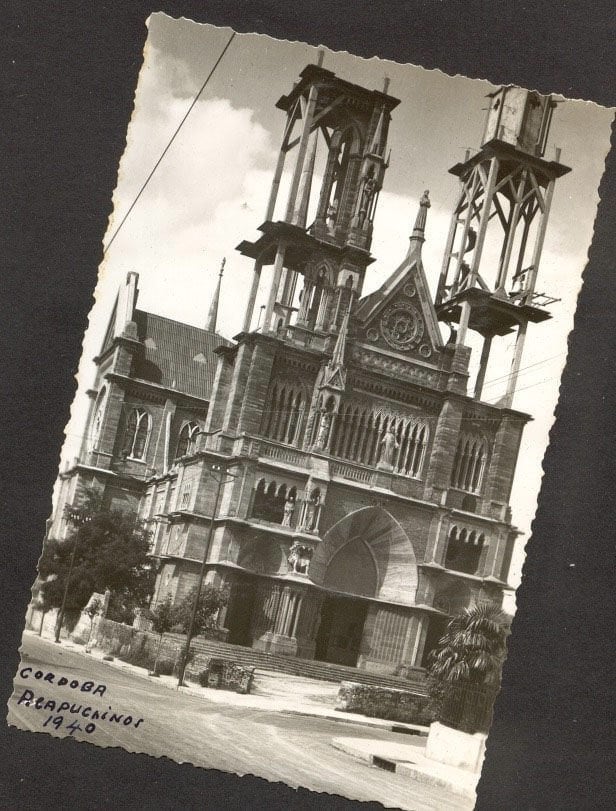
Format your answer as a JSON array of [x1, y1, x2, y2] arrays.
[[263, 243, 288, 333], [484, 414, 525, 505], [242, 259, 263, 333], [425, 399, 463, 496], [402, 614, 428, 669], [297, 281, 314, 325], [428, 509, 453, 565]]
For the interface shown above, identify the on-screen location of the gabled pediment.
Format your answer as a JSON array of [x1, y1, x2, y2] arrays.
[[355, 246, 444, 364]]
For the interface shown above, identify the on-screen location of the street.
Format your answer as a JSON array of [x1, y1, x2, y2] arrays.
[[8, 635, 464, 810]]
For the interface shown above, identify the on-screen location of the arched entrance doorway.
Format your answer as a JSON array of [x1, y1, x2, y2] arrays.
[[314, 533, 377, 666], [311, 506, 419, 671]]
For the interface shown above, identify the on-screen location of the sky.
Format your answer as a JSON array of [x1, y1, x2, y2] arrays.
[[59, 14, 614, 606]]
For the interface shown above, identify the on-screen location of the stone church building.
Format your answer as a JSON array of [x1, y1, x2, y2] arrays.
[[50, 61, 568, 674]]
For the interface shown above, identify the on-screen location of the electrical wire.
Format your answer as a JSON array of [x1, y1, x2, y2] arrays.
[[479, 352, 566, 391], [103, 30, 236, 256], [484, 375, 561, 405]]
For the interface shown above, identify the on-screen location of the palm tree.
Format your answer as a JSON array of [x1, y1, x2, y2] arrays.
[[427, 601, 509, 733], [429, 601, 509, 685]]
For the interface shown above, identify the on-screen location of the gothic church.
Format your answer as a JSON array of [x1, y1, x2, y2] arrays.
[[50, 61, 569, 674]]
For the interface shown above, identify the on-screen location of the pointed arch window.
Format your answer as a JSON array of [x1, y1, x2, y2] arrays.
[[251, 477, 296, 524], [329, 404, 429, 479], [123, 407, 151, 461], [261, 381, 306, 447], [444, 526, 486, 575], [450, 433, 488, 493], [176, 421, 200, 459], [88, 386, 107, 452]]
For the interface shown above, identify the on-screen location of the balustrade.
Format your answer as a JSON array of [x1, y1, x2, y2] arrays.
[[330, 461, 375, 485], [259, 439, 310, 468]]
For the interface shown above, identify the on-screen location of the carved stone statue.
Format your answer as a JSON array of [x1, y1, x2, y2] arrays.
[[304, 490, 321, 531], [287, 542, 314, 575], [356, 173, 376, 229], [326, 199, 338, 234], [282, 496, 295, 527], [314, 412, 332, 450], [379, 425, 399, 468]]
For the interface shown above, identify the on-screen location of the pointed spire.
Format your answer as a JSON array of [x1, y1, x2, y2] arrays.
[[205, 258, 225, 332], [369, 105, 386, 156], [331, 303, 351, 369], [409, 190, 431, 250]]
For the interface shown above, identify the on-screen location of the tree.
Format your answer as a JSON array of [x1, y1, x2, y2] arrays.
[[171, 585, 229, 637], [84, 597, 103, 652], [426, 602, 509, 733], [148, 596, 175, 675], [38, 492, 153, 639], [106, 570, 156, 625]]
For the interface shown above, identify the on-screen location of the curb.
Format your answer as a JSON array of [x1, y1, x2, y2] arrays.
[[394, 763, 476, 802], [281, 708, 428, 736], [331, 739, 476, 802]]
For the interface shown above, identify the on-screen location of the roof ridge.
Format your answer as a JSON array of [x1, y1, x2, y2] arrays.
[[134, 308, 230, 343]]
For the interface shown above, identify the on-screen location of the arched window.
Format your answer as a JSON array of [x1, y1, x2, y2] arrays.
[[394, 419, 429, 478], [251, 478, 296, 524], [329, 404, 429, 477], [123, 407, 151, 461], [444, 525, 486, 575], [450, 433, 488, 493], [261, 381, 306, 447], [88, 386, 107, 452], [176, 421, 199, 458], [252, 479, 267, 520]]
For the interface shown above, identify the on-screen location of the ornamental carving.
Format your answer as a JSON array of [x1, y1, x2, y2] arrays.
[[380, 302, 424, 351], [350, 347, 441, 388]]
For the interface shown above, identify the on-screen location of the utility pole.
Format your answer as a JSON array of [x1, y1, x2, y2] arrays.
[[176, 433, 237, 687], [54, 506, 91, 643]]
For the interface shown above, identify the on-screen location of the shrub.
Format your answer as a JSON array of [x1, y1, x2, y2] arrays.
[[153, 658, 176, 677], [121, 647, 153, 670], [426, 602, 509, 733], [336, 682, 433, 725]]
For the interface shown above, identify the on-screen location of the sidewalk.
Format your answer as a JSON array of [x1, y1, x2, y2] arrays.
[[331, 736, 478, 805], [28, 632, 429, 736]]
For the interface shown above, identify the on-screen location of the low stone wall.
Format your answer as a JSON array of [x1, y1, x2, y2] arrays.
[[336, 681, 434, 725], [92, 620, 251, 692], [96, 617, 140, 657], [25, 607, 60, 639]]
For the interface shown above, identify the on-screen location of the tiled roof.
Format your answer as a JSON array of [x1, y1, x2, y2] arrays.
[[131, 309, 231, 401]]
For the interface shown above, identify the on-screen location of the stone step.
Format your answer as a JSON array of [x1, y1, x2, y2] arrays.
[[186, 637, 427, 694]]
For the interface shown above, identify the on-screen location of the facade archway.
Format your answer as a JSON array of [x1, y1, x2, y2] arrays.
[[311, 506, 420, 669], [310, 506, 419, 604]]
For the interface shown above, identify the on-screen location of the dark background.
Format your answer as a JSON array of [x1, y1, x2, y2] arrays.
[[1, 2, 615, 808]]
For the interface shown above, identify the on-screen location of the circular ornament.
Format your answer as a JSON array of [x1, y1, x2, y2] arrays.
[[380, 304, 424, 351], [419, 343, 432, 358], [403, 283, 416, 298], [366, 328, 379, 342]]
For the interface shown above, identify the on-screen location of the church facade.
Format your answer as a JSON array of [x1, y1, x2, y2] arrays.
[[50, 62, 568, 675]]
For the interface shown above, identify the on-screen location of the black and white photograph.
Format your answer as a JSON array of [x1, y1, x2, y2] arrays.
[[6, 13, 614, 809]]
